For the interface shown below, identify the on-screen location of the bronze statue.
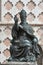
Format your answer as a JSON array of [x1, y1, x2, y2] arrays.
[[8, 10, 42, 62]]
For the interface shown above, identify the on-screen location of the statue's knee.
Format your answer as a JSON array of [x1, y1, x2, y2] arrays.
[[33, 37, 38, 43]]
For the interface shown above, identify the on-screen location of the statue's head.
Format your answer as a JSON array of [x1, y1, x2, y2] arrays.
[[19, 9, 34, 35], [20, 9, 27, 22]]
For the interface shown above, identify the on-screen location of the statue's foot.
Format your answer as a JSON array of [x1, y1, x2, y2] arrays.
[[19, 57, 27, 62], [7, 57, 19, 62]]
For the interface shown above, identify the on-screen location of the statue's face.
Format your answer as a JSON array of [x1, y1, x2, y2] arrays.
[[20, 13, 26, 19], [20, 10, 27, 20]]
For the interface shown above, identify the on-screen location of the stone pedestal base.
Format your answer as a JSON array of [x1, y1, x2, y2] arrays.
[[3, 62, 37, 65]]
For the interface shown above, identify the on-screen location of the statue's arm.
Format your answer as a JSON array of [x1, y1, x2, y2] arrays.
[[11, 15, 19, 39]]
